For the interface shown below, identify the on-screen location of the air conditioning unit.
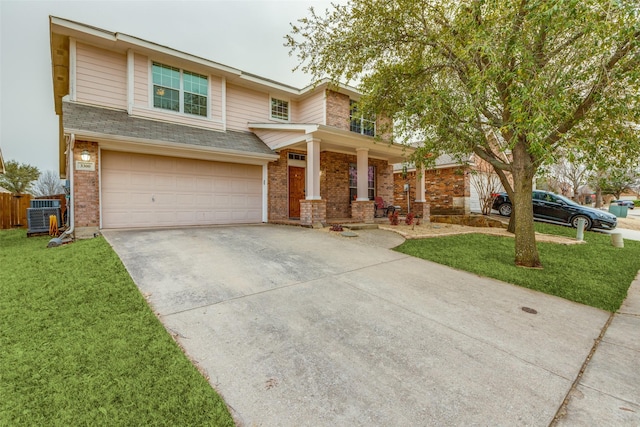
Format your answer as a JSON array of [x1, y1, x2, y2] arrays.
[[27, 207, 61, 234], [30, 199, 61, 209]]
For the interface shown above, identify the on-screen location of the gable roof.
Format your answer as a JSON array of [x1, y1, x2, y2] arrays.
[[63, 101, 277, 161]]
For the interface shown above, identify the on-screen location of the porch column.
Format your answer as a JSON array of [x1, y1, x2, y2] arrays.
[[306, 137, 321, 200], [356, 148, 369, 201], [415, 165, 426, 202], [412, 165, 430, 223]]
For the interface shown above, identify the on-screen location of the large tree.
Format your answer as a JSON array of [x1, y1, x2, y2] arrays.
[[287, 0, 640, 267], [0, 160, 40, 195]]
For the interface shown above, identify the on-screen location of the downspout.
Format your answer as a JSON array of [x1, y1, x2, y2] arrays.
[[48, 134, 75, 246]]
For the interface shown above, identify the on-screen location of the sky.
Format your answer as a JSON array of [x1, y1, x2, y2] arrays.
[[0, 0, 339, 175]]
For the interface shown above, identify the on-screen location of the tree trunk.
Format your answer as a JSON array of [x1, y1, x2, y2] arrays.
[[511, 140, 542, 268]]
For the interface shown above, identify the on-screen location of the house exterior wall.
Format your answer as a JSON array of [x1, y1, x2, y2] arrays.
[[226, 84, 271, 131], [268, 149, 294, 221], [130, 53, 224, 131], [393, 167, 470, 215], [293, 89, 325, 124], [76, 42, 127, 109], [73, 140, 100, 229], [252, 129, 305, 149], [325, 90, 350, 131], [320, 152, 394, 219]]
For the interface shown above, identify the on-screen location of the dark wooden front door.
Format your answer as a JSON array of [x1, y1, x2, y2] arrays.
[[288, 166, 305, 218]]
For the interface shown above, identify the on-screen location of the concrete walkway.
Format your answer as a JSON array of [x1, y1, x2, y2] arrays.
[[103, 225, 635, 426], [555, 275, 640, 426]]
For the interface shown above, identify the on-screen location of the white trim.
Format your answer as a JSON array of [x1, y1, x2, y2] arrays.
[[262, 165, 268, 223], [147, 59, 152, 109], [129, 107, 224, 127], [150, 60, 210, 119], [207, 73, 212, 120], [221, 76, 226, 131], [50, 17, 366, 99], [322, 90, 327, 125], [66, 128, 279, 164], [69, 38, 77, 101], [126, 49, 134, 114], [269, 95, 290, 122]]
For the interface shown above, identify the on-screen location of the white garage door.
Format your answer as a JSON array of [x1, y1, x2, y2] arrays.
[[101, 151, 262, 228]]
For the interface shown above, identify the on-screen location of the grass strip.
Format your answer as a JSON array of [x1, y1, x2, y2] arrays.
[[395, 223, 640, 312], [0, 229, 234, 426]]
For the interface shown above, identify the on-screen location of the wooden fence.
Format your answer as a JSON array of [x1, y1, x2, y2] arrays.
[[0, 193, 32, 229], [0, 194, 67, 230]]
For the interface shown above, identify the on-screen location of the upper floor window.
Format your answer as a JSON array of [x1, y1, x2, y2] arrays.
[[152, 62, 208, 117], [350, 100, 375, 136], [271, 97, 289, 121]]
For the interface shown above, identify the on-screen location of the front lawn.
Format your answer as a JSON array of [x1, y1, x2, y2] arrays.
[[395, 223, 640, 312], [0, 229, 234, 426]]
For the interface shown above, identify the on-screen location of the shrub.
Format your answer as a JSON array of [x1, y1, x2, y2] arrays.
[[388, 211, 399, 225], [405, 212, 415, 225]]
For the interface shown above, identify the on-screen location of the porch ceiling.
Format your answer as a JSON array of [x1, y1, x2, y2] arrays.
[[249, 123, 414, 163]]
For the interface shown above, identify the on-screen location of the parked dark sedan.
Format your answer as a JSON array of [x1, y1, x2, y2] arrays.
[[611, 200, 635, 209], [492, 190, 618, 231]]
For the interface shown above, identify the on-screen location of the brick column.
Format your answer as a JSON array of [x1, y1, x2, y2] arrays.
[[300, 199, 326, 226], [73, 140, 100, 237], [351, 200, 375, 223], [410, 201, 431, 223]]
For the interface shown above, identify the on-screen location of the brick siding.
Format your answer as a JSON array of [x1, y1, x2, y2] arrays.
[[73, 140, 100, 227], [269, 148, 396, 221], [393, 167, 470, 215], [325, 90, 350, 130]]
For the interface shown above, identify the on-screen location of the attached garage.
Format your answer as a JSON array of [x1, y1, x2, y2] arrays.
[[101, 151, 263, 228]]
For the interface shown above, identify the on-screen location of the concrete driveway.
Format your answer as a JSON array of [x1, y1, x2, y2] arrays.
[[104, 225, 610, 426]]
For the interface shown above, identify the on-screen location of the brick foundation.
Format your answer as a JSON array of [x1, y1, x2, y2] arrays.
[[351, 200, 374, 223], [410, 201, 431, 223], [300, 199, 327, 226]]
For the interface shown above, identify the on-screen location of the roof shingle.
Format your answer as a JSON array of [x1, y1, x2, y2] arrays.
[[62, 102, 275, 156]]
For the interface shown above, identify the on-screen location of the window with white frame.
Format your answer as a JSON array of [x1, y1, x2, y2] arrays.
[[349, 163, 376, 201], [152, 62, 208, 117], [349, 100, 375, 136], [270, 97, 289, 121]]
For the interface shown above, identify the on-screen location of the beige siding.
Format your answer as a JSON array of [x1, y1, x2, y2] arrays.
[[76, 42, 127, 108], [133, 53, 149, 107], [226, 84, 270, 131], [209, 75, 223, 123], [293, 89, 325, 124], [252, 129, 305, 149]]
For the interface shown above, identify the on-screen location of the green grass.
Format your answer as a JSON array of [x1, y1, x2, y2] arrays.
[[0, 229, 234, 426], [395, 222, 640, 312]]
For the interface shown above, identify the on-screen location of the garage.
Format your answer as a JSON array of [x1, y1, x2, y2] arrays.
[[101, 151, 263, 228]]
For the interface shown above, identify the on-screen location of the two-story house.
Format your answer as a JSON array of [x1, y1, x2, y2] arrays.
[[49, 16, 429, 237]]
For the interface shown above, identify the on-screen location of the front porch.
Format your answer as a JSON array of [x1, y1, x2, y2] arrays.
[[251, 123, 428, 226]]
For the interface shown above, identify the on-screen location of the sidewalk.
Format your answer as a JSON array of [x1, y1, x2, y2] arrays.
[[555, 272, 640, 425]]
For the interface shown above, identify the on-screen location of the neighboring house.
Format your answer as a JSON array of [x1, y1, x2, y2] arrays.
[[49, 17, 423, 236], [393, 154, 504, 215]]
